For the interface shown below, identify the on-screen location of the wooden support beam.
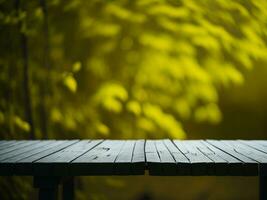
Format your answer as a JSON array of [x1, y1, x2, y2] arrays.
[[33, 176, 61, 200], [259, 176, 267, 200], [62, 176, 75, 200]]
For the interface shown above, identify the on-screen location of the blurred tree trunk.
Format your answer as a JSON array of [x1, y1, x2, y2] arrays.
[[7, 52, 15, 138], [15, 0, 35, 139], [39, 0, 50, 139], [6, 25, 16, 138]]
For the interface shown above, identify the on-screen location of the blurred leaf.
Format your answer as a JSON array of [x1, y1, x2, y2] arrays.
[[96, 123, 110, 136], [94, 83, 128, 113], [51, 108, 63, 123], [194, 103, 222, 124], [14, 116, 30, 132], [137, 117, 155, 132], [63, 74, 77, 93], [34, 8, 43, 20], [72, 61, 82, 72], [174, 99, 191, 119], [126, 101, 141, 116], [143, 103, 186, 138], [148, 4, 189, 18]]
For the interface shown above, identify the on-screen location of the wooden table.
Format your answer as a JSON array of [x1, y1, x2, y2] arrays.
[[0, 139, 267, 200]]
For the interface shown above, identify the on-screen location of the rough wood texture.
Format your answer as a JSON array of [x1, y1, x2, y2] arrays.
[[1, 139, 267, 200], [0, 140, 267, 176]]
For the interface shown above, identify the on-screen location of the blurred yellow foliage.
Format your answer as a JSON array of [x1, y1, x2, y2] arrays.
[[63, 74, 77, 93], [1, 0, 267, 139]]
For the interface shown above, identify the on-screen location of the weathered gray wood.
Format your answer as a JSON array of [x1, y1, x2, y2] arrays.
[[114, 140, 135, 175], [18, 140, 78, 163], [201, 141, 244, 175], [252, 140, 267, 175], [221, 141, 267, 163], [0, 140, 26, 150], [226, 140, 267, 176], [0, 140, 17, 150], [239, 140, 267, 154], [0, 141, 65, 175], [254, 141, 267, 147], [0, 140, 14, 145], [71, 140, 124, 175], [132, 139, 145, 175], [0, 141, 54, 175], [156, 140, 177, 175], [0, 140, 38, 155], [145, 140, 161, 175], [173, 140, 213, 175], [0, 140, 7, 145], [0, 141, 52, 162], [207, 140, 258, 175], [15, 140, 79, 175], [35, 140, 103, 175], [189, 140, 225, 175], [241, 141, 267, 176], [163, 139, 190, 175], [3, 141, 61, 163], [36, 140, 90, 162], [1, 139, 267, 177], [2, 139, 267, 200]]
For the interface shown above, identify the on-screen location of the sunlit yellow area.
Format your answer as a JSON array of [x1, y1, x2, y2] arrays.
[[1, 0, 267, 199]]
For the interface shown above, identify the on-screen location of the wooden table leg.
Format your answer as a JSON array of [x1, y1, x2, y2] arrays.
[[62, 176, 75, 200], [260, 176, 267, 200], [259, 164, 267, 200], [34, 176, 61, 200]]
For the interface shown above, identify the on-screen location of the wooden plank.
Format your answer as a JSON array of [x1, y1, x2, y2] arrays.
[[2, 141, 62, 163], [131, 139, 145, 175], [163, 139, 190, 175], [173, 140, 213, 175], [207, 140, 258, 175], [0, 140, 36, 154], [0, 141, 40, 157], [221, 141, 267, 163], [191, 140, 233, 175], [37, 140, 91, 163], [154, 140, 176, 175], [0, 140, 7, 144], [254, 141, 267, 175], [0, 141, 52, 162], [14, 140, 79, 175], [0, 140, 12, 146], [224, 140, 267, 176], [34, 140, 103, 176], [114, 140, 135, 175], [201, 141, 244, 175], [0, 141, 54, 175], [17, 140, 78, 163], [254, 141, 267, 147], [0, 140, 17, 150], [239, 140, 267, 154], [145, 140, 161, 175], [71, 140, 125, 175], [0, 139, 267, 177]]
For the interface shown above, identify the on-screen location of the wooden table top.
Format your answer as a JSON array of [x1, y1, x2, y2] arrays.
[[0, 139, 267, 176]]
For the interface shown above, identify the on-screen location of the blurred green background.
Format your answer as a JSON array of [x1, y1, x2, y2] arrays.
[[0, 0, 267, 199]]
